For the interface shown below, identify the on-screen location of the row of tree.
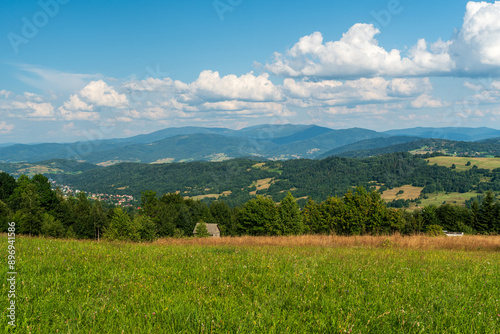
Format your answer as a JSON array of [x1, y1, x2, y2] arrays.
[[1, 172, 499, 241]]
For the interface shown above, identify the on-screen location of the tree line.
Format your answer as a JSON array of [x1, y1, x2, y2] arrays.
[[0, 172, 499, 242]]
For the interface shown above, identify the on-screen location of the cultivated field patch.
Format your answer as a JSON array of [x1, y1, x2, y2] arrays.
[[380, 185, 424, 201], [188, 191, 232, 200], [249, 178, 274, 195]]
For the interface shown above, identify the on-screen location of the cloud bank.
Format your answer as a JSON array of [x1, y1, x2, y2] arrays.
[[266, 1, 500, 78]]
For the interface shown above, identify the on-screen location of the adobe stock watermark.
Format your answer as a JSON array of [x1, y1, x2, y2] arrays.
[[6, 222, 17, 328], [7, 0, 70, 54], [213, 0, 243, 21], [369, 0, 411, 30]]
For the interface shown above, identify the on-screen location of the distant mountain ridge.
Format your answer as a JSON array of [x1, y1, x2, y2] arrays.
[[0, 125, 499, 164], [383, 127, 500, 142], [318, 136, 422, 159], [324, 138, 500, 158]]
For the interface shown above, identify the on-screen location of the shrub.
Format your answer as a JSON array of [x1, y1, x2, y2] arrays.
[[41, 213, 66, 238], [173, 228, 185, 238], [135, 215, 157, 242], [104, 208, 140, 242], [426, 224, 445, 237]]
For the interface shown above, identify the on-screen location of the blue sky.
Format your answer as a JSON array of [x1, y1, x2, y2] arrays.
[[1, 0, 499, 143]]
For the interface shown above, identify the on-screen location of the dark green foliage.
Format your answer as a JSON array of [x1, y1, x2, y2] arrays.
[[140, 192, 211, 237], [54, 152, 500, 207], [41, 213, 66, 238], [302, 198, 323, 233], [238, 196, 278, 236], [435, 204, 472, 232], [135, 215, 157, 242], [208, 201, 237, 236], [104, 208, 140, 242], [478, 191, 499, 234], [318, 136, 422, 158], [0, 200, 11, 232], [0, 167, 499, 240], [0, 172, 16, 201], [328, 138, 500, 158], [303, 187, 404, 236], [426, 225, 445, 236], [277, 192, 304, 235]]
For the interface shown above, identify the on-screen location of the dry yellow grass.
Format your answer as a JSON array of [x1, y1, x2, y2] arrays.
[[150, 158, 175, 164], [187, 191, 232, 200], [153, 234, 500, 252], [380, 185, 424, 201], [249, 178, 274, 195]]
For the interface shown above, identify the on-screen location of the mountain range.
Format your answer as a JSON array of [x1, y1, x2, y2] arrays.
[[1, 125, 500, 164]]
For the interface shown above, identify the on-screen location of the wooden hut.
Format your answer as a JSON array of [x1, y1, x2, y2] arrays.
[[193, 223, 221, 237]]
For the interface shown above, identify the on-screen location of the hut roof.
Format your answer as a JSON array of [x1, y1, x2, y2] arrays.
[[193, 223, 220, 235]]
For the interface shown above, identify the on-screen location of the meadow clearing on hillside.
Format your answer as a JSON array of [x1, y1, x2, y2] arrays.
[[380, 185, 424, 201], [2, 235, 500, 333], [427, 156, 500, 172]]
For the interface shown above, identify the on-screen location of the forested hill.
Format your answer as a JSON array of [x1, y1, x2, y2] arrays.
[[0, 159, 100, 177], [322, 138, 500, 158], [317, 136, 422, 158], [53, 152, 500, 207], [383, 127, 500, 141]]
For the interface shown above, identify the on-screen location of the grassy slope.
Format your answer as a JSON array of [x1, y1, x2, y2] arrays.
[[427, 156, 500, 172], [4, 235, 500, 333]]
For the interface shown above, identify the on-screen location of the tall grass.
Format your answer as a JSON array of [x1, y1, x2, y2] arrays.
[[2, 235, 499, 333], [155, 234, 500, 252]]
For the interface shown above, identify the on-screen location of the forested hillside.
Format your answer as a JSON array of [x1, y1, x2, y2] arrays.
[[383, 127, 500, 141], [53, 153, 500, 207], [325, 139, 500, 158], [0, 159, 100, 177], [318, 136, 422, 158]]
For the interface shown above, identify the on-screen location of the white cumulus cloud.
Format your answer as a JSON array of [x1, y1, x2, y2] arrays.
[[266, 2, 500, 78], [266, 24, 453, 78], [186, 70, 283, 102], [0, 121, 14, 133], [79, 80, 129, 108], [63, 94, 94, 111], [410, 94, 448, 109], [26, 102, 55, 118], [59, 108, 100, 121]]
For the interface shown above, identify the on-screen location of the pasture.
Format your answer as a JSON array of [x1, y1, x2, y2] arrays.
[[380, 185, 424, 201], [427, 156, 500, 172], [2, 235, 500, 333]]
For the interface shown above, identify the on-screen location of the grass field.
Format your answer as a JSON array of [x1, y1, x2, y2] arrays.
[[408, 192, 481, 209], [380, 185, 424, 201], [2, 235, 500, 333], [249, 178, 274, 195], [427, 156, 500, 172]]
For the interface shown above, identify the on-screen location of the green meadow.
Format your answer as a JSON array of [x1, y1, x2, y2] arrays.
[[2, 236, 500, 333], [427, 156, 500, 172]]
